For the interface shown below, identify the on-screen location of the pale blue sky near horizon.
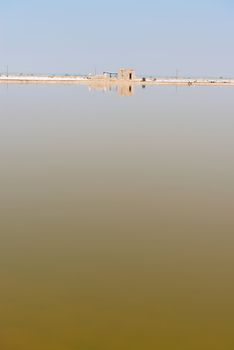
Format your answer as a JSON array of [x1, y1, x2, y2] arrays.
[[0, 0, 233, 77]]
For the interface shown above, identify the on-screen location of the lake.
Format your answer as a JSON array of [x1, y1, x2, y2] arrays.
[[0, 83, 234, 349]]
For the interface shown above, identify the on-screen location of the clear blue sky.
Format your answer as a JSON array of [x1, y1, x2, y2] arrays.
[[0, 0, 233, 77]]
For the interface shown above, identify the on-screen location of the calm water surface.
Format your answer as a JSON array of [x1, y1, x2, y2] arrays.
[[0, 84, 234, 349]]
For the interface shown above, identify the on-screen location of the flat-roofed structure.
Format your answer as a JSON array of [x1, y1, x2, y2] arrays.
[[118, 68, 136, 81]]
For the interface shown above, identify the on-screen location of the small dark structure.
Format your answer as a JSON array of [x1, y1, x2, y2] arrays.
[[103, 72, 118, 78]]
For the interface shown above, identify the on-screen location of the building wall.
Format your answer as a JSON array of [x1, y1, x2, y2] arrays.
[[118, 69, 136, 81]]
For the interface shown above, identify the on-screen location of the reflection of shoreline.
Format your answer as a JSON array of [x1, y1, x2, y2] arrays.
[[1, 76, 234, 97]]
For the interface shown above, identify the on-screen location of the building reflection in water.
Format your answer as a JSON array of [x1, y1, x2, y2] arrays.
[[118, 84, 135, 96], [87, 82, 136, 97]]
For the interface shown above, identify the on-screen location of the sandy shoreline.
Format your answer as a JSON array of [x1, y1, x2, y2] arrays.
[[1, 75, 234, 86]]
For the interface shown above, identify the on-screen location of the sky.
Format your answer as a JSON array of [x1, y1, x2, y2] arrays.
[[0, 0, 233, 77]]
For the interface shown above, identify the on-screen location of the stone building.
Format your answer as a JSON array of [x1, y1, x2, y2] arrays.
[[118, 68, 136, 81]]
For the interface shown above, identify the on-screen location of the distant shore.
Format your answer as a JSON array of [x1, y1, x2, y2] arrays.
[[1, 75, 234, 86]]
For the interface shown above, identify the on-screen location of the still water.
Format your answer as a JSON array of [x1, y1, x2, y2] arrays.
[[0, 84, 234, 349]]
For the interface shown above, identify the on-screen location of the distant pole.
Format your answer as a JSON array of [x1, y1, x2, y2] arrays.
[[6, 65, 9, 77], [176, 69, 178, 79]]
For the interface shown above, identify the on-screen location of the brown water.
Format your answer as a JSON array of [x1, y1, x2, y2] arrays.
[[1, 84, 234, 349]]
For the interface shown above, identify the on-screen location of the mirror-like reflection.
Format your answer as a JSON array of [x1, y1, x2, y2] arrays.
[[87, 81, 135, 96], [0, 84, 234, 350]]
